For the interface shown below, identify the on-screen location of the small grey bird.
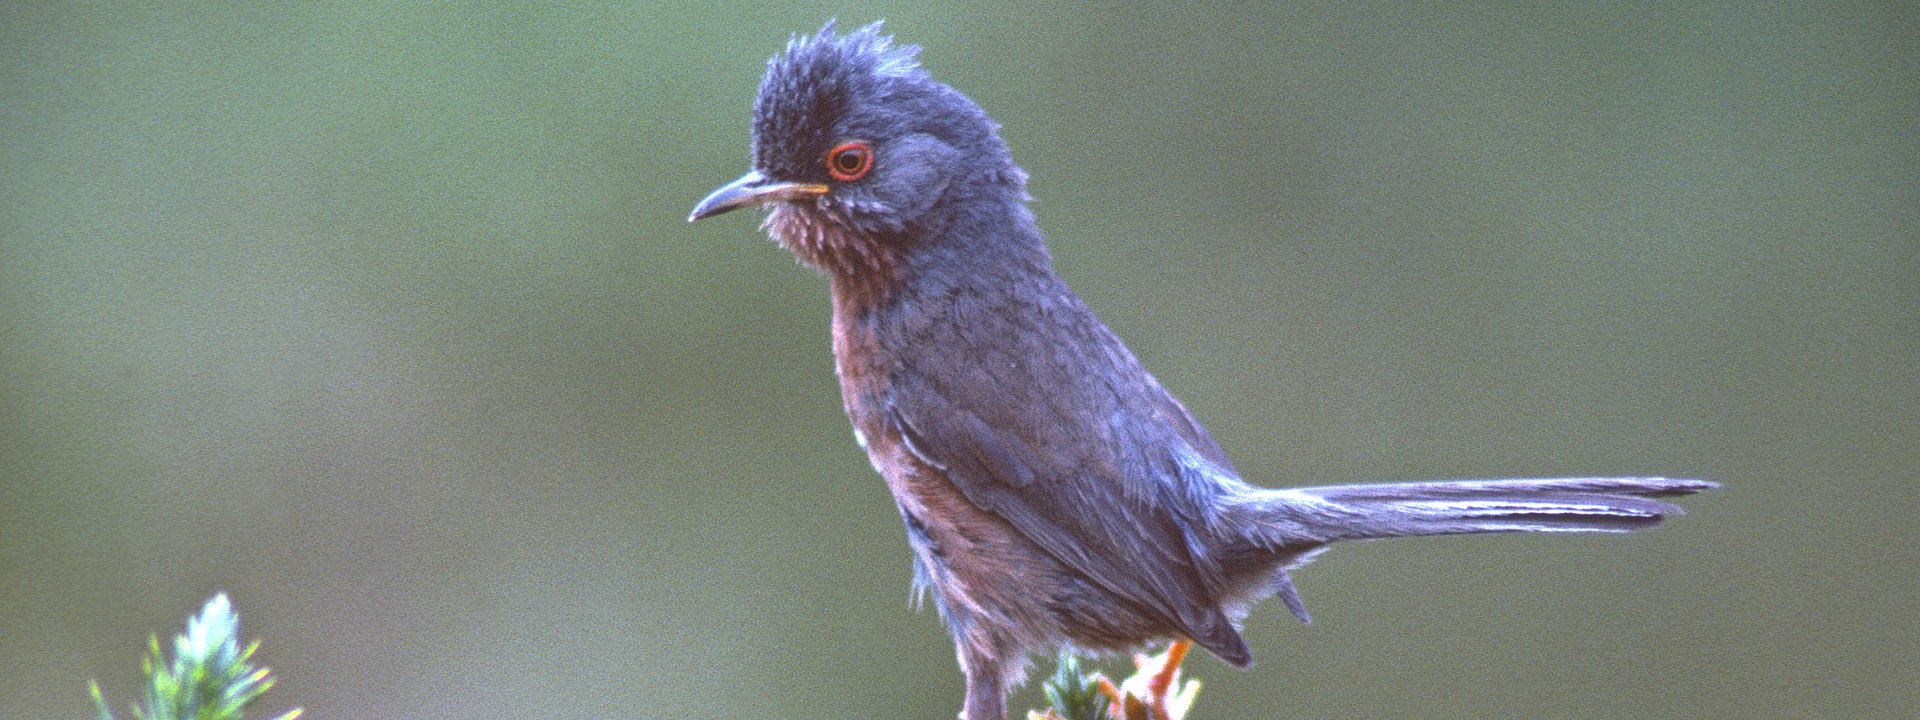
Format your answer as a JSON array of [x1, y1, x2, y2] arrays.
[[689, 22, 1713, 720]]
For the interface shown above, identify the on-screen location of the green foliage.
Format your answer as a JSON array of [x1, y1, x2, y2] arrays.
[[91, 594, 302, 720], [1031, 646, 1203, 720], [1040, 652, 1111, 720]]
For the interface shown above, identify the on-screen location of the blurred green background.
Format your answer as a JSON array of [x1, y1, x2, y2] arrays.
[[4, 3, 1914, 718]]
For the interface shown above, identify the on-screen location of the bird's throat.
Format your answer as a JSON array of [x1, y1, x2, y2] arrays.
[[767, 204, 909, 302]]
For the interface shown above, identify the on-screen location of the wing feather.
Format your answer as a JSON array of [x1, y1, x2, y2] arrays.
[[885, 310, 1253, 664]]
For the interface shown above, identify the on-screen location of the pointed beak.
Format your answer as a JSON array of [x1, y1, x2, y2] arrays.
[[687, 170, 830, 222]]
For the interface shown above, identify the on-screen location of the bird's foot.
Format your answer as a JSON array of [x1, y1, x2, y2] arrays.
[[1095, 640, 1198, 720]]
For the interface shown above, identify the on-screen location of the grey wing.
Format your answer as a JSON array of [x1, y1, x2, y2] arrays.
[[885, 375, 1254, 666]]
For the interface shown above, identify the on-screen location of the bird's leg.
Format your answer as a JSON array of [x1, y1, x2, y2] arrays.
[[1143, 640, 1191, 720], [1105, 639, 1195, 720], [959, 652, 1006, 720], [1095, 677, 1148, 720]]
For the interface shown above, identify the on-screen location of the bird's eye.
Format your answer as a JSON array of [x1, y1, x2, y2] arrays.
[[826, 141, 874, 182]]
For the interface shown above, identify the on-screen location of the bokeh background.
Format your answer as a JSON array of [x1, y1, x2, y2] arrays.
[[4, 3, 1914, 719]]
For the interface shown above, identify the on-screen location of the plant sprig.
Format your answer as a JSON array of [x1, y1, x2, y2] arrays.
[[91, 593, 302, 720], [1030, 646, 1202, 720]]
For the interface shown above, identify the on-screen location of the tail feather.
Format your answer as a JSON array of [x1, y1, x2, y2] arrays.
[[1220, 477, 1714, 629], [1254, 477, 1715, 544]]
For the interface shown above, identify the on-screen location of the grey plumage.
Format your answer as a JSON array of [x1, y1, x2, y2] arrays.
[[690, 21, 1717, 720], [1253, 476, 1714, 541]]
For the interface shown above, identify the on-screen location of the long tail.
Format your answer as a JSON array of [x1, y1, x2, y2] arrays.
[[1226, 477, 1715, 626], [1251, 476, 1717, 544]]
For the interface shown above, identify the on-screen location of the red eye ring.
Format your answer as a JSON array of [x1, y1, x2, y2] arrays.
[[826, 141, 874, 182]]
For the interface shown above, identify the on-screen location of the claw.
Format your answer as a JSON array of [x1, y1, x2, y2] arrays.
[[1106, 640, 1198, 720], [1095, 676, 1147, 720], [1146, 639, 1191, 706], [1142, 640, 1191, 720]]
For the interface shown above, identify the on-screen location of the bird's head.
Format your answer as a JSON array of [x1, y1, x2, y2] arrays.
[[689, 21, 1028, 278]]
